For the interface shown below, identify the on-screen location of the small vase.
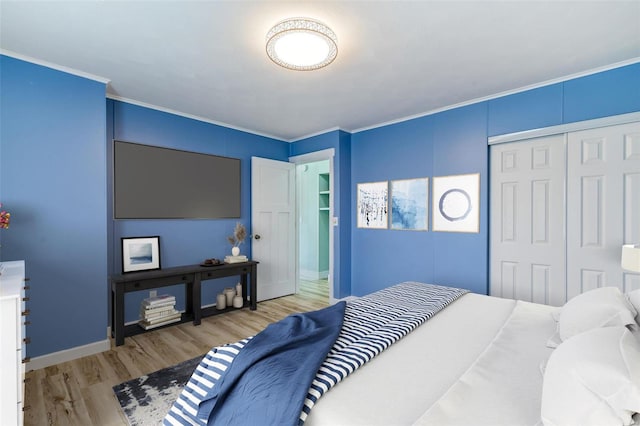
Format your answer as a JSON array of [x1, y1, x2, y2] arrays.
[[216, 293, 226, 310], [233, 295, 244, 308], [224, 287, 235, 306], [231, 246, 240, 256], [235, 282, 242, 296]]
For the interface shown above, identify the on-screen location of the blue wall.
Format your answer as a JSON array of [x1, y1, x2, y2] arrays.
[[1, 52, 638, 358], [109, 101, 289, 322], [289, 130, 352, 298], [0, 56, 108, 357], [348, 62, 640, 297], [350, 116, 439, 295]]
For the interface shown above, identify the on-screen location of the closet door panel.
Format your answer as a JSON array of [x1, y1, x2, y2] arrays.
[[623, 132, 640, 291], [490, 135, 566, 305], [567, 122, 640, 298]]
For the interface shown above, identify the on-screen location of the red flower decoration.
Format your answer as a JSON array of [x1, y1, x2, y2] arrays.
[[0, 204, 11, 229]]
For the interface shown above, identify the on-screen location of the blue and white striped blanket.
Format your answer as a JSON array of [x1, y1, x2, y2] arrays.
[[164, 282, 468, 426]]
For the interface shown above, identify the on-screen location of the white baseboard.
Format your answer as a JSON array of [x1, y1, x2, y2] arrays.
[[299, 268, 316, 280], [300, 268, 329, 280], [26, 339, 110, 372]]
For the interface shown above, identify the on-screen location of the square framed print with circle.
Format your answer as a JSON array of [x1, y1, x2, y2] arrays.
[[432, 173, 480, 233]]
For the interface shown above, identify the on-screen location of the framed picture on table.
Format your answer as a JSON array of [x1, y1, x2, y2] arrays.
[[121, 236, 161, 273]]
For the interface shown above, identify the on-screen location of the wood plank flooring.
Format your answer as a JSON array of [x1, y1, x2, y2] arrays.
[[24, 280, 329, 426]]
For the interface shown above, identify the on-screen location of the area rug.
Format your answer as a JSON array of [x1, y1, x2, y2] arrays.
[[113, 355, 202, 425]]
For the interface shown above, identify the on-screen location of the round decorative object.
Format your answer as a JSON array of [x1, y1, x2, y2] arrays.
[[232, 246, 240, 256], [216, 293, 226, 310], [438, 188, 472, 222], [265, 17, 338, 71], [233, 295, 244, 309], [224, 287, 235, 306]]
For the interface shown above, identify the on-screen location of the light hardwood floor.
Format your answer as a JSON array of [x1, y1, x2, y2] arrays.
[[24, 280, 329, 426]]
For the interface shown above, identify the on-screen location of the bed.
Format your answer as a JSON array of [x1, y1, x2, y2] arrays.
[[163, 282, 640, 426]]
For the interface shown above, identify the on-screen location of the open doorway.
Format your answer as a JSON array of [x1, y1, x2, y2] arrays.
[[290, 148, 335, 302], [296, 159, 330, 302]]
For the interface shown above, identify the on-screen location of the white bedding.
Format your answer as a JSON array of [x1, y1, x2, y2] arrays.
[[306, 293, 558, 426]]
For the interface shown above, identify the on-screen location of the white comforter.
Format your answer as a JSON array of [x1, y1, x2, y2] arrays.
[[306, 293, 558, 426]]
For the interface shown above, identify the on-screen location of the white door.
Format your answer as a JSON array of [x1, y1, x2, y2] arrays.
[[490, 134, 566, 306], [251, 157, 296, 301], [491, 120, 640, 306], [566, 122, 640, 298]]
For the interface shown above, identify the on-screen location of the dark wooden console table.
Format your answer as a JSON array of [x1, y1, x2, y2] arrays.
[[110, 261, 258, 346]]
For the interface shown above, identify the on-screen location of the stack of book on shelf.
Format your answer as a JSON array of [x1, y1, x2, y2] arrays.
[[225, 255, 248, 264], [139, 294, 181, 330]]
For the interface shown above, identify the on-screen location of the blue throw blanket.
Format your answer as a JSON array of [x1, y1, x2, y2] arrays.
[[164, 282, 468, 426], [197, 301, 345, 425]]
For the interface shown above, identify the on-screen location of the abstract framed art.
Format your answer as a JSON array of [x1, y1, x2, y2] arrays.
[[432, 173, 480, 233], [357, 181, 388, 229], [390, 178, 428, 231], [121, 236, 161, 273]]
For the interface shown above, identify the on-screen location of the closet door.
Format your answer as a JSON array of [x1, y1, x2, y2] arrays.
[[566, 122, 640, 298], [490, 135, 566, 306]]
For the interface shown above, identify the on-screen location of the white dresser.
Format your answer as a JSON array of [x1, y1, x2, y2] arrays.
[[0, 260, 27, 425]]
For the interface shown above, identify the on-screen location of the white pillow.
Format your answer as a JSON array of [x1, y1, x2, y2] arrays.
[[541, 326, 640, 426], [548, 287, 638, 348], [628, 289, 640, 322]]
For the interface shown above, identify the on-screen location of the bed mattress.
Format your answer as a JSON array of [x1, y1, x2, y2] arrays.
[[305, 292, 558, 426]]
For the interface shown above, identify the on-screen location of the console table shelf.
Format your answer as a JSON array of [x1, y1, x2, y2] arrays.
[[110, 261, 258, 346]]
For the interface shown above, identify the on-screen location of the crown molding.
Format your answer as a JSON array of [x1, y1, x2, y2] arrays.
[[288, 127, 348, 143], [352, 57, 640, 135], [1, 49, 110, 84], [107, 95, 289, 142]]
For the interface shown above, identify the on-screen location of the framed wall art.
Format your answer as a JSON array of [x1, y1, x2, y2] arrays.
[[357, 181, 388, 229], [432, 173, 480, 233], [390, 178, 428, 231], [121, 236, 161, 273]]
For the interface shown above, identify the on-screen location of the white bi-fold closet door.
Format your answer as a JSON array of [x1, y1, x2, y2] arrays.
[[566, 122, 640, 300], [490, 120, 640, 306], [490, 134, 566, 306]]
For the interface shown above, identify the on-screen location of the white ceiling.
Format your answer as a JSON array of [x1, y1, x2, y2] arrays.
[[1, 1, 639, 141]]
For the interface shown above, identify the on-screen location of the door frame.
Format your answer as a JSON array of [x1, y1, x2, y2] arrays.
[[289, 148, 335, 302], [488, 111, 640, 145]]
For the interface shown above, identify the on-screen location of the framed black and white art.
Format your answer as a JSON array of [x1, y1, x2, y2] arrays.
[[121, 236, 161, 273], [432, 173, 480, 233], [357, 181, 388, 229]]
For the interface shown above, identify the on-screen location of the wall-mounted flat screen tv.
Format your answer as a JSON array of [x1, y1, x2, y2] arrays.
[[114, 141, 241, 219]]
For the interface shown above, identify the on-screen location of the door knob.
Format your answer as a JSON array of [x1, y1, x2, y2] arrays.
[[254, 234, 261, 240]]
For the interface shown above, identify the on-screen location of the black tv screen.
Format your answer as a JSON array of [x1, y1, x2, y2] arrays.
[[114, 141, 241, 219]]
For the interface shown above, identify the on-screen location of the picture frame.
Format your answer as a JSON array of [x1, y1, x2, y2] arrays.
[[357, 181, 388, 229], [432, 173, 480, 233], [121, 236, 161, 273], [390, 178, 429, 231]]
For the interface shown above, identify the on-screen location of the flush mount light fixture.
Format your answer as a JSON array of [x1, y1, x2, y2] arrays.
[[266, 17, 338, 71]]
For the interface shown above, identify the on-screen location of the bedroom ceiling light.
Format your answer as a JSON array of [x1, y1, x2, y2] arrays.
[[266, 18, 337, 71], [622, 244, 640, 272]]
